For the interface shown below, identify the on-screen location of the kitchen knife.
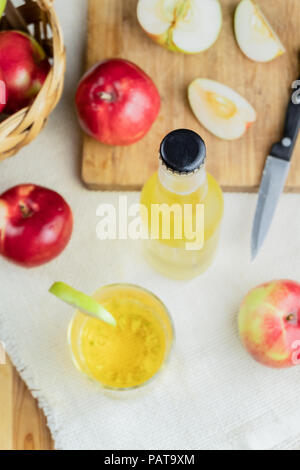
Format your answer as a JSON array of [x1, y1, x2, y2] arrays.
[[251, 76, 300, 260]]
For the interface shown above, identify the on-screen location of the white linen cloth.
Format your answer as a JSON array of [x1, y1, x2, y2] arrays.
[[0, 0, 300, 450]]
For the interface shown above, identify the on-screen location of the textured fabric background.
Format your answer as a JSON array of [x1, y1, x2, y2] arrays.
[[0, 0, 300, 450]]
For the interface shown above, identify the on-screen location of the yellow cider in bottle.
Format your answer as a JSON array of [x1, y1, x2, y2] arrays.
[[140, 129, 224, 279]]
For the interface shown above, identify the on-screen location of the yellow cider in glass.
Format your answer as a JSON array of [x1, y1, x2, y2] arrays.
[[68, 284, 174, 390]]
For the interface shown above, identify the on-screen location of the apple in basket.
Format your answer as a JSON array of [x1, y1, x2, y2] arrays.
[[0, 184, 73, 268], [238, 280, 300, 368], [0, 30, 51, 114], [75, 58, 161, 146]]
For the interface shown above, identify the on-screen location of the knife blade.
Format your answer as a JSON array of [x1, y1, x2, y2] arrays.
[[251, 76, 300, 260]]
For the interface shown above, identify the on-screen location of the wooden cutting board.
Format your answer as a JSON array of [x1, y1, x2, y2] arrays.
[[0, 358, 53, 450], [82, 0, 300, 191]]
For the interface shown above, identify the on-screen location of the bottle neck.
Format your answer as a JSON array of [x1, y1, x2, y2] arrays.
[[158, 161, 207, 196]]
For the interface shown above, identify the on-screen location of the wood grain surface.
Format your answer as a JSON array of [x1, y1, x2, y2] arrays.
[[1, 0, 300, 451], [82, 0, 300, 191], [0, 358, 53, 450]]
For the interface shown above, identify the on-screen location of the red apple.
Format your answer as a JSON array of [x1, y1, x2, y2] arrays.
[[238, 280, 300, 368], [0, 184, 73, 268], [0, 31, 51, 113], [75, 58, 161, 146]]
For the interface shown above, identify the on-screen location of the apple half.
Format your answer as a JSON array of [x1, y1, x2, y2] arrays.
[[188, 79, 256, 140], [137, 0, 222, 54], [234, 0, 285, 63]]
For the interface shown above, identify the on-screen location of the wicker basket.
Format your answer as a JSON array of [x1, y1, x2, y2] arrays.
[[0, 0, 65, 161]]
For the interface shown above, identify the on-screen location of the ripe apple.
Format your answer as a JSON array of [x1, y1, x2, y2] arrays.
[[75, 58, 161, 146], [0, 31, 51, 113], [0, 184, 73, 268], [238, 280, 300, 368], [137, 0, 222, 54], [188, 78, 256, 140], [234, 0, 285, 63]]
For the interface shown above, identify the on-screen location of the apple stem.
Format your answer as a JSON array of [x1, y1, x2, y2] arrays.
[[19, 203, 33, 219], [99, 91, 115, 103], [286, 314, 296, 323]]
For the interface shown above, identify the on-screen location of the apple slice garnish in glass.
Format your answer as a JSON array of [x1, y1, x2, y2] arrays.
[[49, 282, 117, 326]]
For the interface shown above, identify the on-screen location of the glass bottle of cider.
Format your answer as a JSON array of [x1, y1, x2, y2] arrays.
[[140, 129, 224, 280]]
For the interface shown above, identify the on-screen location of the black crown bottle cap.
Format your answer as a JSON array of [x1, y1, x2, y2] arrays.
[[160, 129, 206, 174]]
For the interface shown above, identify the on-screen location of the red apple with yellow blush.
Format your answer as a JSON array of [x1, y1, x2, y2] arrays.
[[238, 280, 300, 368], [0, 184, 73, 268]]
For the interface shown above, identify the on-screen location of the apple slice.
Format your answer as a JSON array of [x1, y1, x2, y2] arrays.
[[188, 78, 256, 140], [234, 0, 285, 63], [49, 282, 117, 326], [137, 0, 222, 54], [0, 0, 6, 17]]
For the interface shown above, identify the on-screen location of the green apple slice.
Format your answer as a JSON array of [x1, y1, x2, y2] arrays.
[[0, 0, 6, 18], [137, 0, 222, 54], [234, 0, 285, 63], [49, 282, 117, 326]]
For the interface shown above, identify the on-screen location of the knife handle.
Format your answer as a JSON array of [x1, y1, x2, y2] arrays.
[[271, 79, 300, 162]]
